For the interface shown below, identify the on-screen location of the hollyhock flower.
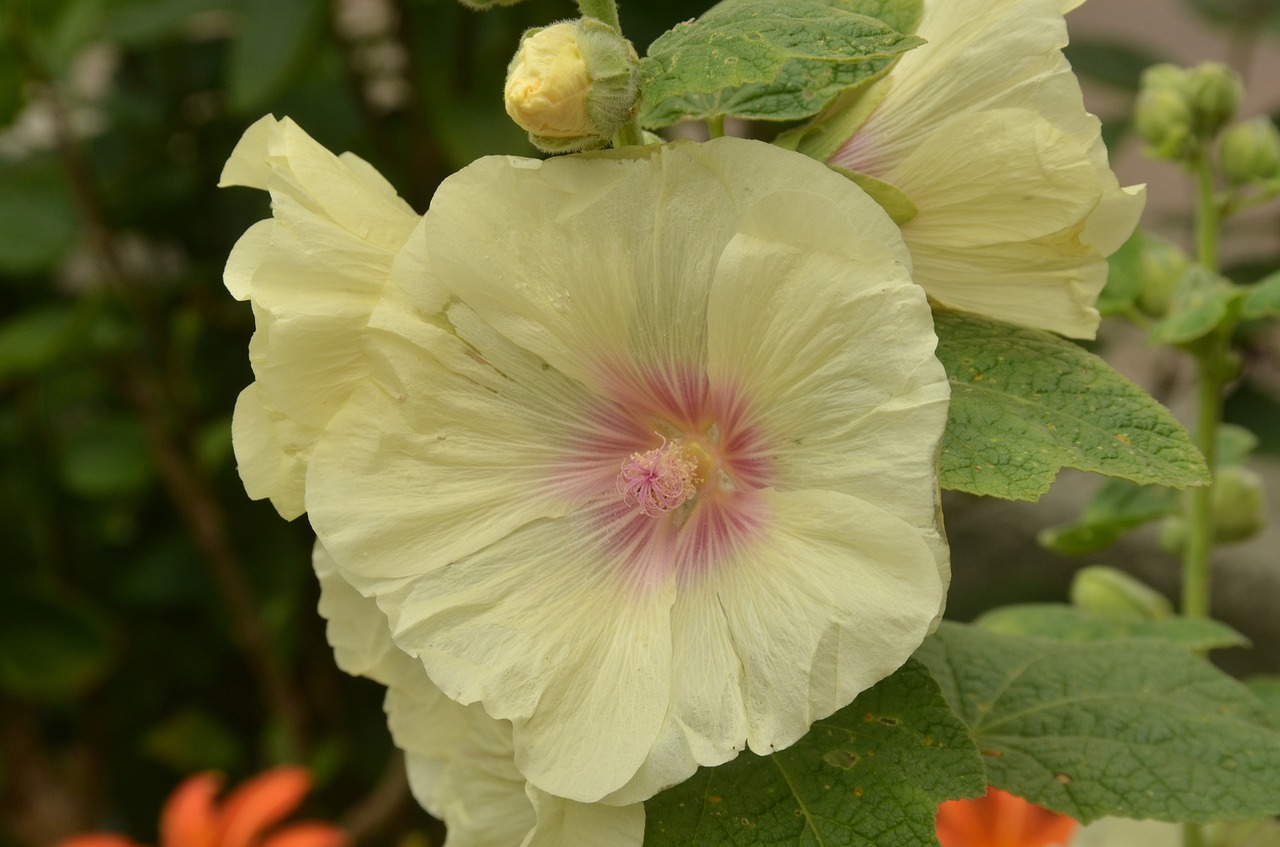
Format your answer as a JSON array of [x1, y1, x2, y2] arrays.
[[936, 787, 1079, 847], [315, 542, 644, 847], [295, 136, 951, 803], [219, 114, 426, 519], [804, 0, 1145, 338], [59, 768, 346, 847]]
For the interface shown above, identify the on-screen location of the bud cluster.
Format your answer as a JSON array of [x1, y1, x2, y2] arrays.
[[1135, 62, 1243, 161]]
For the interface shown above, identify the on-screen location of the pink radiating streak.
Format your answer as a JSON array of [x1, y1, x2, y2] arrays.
[[561, 361, 775, 586]]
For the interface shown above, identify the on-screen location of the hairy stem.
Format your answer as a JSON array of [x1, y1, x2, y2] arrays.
[[576, 0, 622, 31]]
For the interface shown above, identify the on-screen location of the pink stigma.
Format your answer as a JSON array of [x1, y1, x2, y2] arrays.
[[616, 436, 700, 517]]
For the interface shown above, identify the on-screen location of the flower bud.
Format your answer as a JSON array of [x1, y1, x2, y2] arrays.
[[1219, 116, 1280, 186], [1070, 565, 1173, 621], [1135, 236, 1190, 318], [1213, 465, 1266, 543], [1186, 62, 1243, 139], [1135, 65, 1194, 160], [503, 19, 639, 153]]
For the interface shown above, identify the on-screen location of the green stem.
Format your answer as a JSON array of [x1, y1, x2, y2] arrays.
[[1181, 148, 1225, 626], [612, 117, 644, 148], [1182, 341, 1223, 620], [1195, 153, 1219, 273], [576, 0, 621, 31], [707, 114, 726, 138], [1184, 822, 1205, 847]]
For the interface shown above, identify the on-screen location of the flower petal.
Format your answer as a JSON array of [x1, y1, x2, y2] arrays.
[[220, 116, 426, 519], [828, 0, 1143, 337], [160, 771, 222, 847], [258, 824, 348, 847], [707, 195, 947, 525], [314, 542, 645, 846], [421, 138, 907, 390], [214, 767, 311, 847], [609, 488, 945, 802], [371, 509, 677, 802], [58, 836, 145, 847]]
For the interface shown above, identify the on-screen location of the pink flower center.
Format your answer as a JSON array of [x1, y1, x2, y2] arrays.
[[616, 436, 701, 516]]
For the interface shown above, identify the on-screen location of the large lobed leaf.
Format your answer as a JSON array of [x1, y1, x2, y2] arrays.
[[644, 659, 984, 847], [975, 603, 1249, 652], [934, 309, 1209, 500], [916, 623, 1280, 824], [639, 0, 923, 128]]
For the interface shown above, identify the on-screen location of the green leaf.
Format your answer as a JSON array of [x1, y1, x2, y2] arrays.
[[639, 0, 924, 128], [143, 709, 246, 773], [1038, 479, 1177, 555], [975, 604, 1248, 652], [0, 161, 78, 274], [226, 0, 327, 114], [916, 623, 1280, 823], [1240, 270, 1280, 320], [1246, 676, 1280, 730], [935, 309, 1210, 500], [1216, 423, 1258, 467], [1097, 229, 1144, 316], [0, 588, 114, 701], [59, 417, 153, 498], [103, 0, 233, 45], [828, 163, 917, 225], [0, 306, 78, 380], [1150, 265, 1242, 345], [644, 659, 984, 847]]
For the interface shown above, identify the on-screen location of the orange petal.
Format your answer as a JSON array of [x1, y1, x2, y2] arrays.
[[161, 772, 223, 847], [937, 787, 1078, 847], [260, 823, 349, 847], [58, 835, 146, 847], [214, 767, 313, 847]]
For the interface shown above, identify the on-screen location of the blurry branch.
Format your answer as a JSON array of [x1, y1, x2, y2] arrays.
[[7, 16, 309, 761], [0, 703, 97, 845], [341, 749, 414, 844]]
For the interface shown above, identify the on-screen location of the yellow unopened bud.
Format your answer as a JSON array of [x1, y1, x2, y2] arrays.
[[505, 23, 596, 140], [503, 19, 639, 154], [1219, 117, 1280, 186]]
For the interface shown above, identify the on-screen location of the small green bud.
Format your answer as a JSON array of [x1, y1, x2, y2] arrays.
[[1186, 62, 1243, 139], [1135, 236, 1190, 318], [1135, 67, 1194, 159], [1213, 465, 1266, 543], [503, 19, 639, 154], [1158, 516, 1187, 555], [1070, 565, 1174, 620], [1219, 116, 1280, 185]]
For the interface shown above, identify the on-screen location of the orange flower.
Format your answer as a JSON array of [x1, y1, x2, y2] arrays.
[[60, 767, 348, 847], [937, 787, 1079, 847]]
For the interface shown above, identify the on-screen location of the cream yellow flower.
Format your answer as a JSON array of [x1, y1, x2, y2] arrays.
[[314, 543, 643, 847], [219, 115, 430, 519], [301, 137, 951, 803], [805, 0, 1145, 338]]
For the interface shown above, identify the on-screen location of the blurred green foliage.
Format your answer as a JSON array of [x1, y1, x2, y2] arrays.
[[0, 0, 1278, 845]]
